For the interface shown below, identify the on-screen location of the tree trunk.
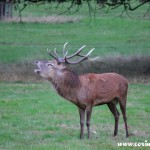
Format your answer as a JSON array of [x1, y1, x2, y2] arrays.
[[0, 0, 12, 20]]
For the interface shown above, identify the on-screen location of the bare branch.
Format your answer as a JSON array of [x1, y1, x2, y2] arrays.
[[13, 0, 150, 19], [105, 0, 149, 11]]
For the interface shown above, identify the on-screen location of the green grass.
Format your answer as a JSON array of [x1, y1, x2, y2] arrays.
[[0, 82, 150, 150], [0, 3, 150, 63]]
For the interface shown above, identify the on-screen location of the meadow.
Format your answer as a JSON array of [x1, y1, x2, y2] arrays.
[[0, 3, 150, 63], [0, 2, 150, 150], [0, 82, 150, 150]]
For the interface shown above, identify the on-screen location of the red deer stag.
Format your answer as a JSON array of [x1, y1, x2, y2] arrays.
[[34, 43, 129, 139]]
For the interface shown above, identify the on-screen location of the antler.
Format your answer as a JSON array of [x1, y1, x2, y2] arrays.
[[47, 43, 95, 65]]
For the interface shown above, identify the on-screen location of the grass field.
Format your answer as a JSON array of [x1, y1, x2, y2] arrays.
[[0, 2, 150, 150], [0, 3, 150, 63], [0, 82, 150, 150]]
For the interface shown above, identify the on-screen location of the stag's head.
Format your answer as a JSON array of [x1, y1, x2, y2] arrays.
[[34, 42, 95, 80]]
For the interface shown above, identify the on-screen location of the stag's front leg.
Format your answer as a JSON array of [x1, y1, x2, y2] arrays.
[[78, 107, 85, 139], [86, 106, 92, 139]]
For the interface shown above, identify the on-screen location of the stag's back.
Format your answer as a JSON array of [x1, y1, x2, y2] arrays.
[[79, 73, 128, 106]]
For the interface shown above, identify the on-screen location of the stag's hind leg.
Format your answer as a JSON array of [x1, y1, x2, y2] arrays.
[[119, 99, 129, 137], [107, 102, 120, 136]]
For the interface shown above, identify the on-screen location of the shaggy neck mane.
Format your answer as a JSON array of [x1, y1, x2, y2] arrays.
[[51, 68, 81, 98], [61, 68, 81, 87]]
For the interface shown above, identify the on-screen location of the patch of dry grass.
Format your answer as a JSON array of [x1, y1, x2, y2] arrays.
[[0, 56, 149, 83], [3, 15, 82, 23], [71, 55, 150, 83], [0, 61, 39, 82]]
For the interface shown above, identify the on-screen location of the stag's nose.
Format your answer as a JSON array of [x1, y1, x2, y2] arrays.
[[35, 61, 39, 64]]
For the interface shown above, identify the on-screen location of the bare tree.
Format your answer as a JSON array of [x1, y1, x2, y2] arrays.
[[12, 0, 150, 18], [0, 0, 12, 20]]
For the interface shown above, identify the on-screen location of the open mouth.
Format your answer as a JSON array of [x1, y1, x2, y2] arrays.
[[34, 68, 41, 74], [34, 61, 41, 74]]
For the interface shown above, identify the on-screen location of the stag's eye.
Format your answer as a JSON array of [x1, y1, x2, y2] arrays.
[[47, 63, 53, 67]]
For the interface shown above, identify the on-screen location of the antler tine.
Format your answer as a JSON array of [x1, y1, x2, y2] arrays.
[[54, 48, 60, 59], [62, 42, 68, 56], [65, 48, 95, 65], [66, 45, 86, 59], [86, 48, 95, 56], [47, 48, 59, 61], [88, 56, 99, 61], [63, 51, 68, 59], [65, 56, 88, 65]]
